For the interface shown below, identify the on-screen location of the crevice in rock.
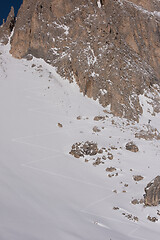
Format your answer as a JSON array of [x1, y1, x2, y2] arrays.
[[9, 17, 16, 33]]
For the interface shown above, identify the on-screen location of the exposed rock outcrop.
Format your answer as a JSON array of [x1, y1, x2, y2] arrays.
[[69, 141, 98, 158], [125, 142, 139, 152], [0, 7, 16, 44], [1, 0, 160, 120], [144, 176, 160, 206], [147, 216, 158, 222], [131, 198, 144, 205], [93, 126, 101, 132], [106, 167, 116, 172], [135, 127, 160, 140], [133, 175, 143, 181]]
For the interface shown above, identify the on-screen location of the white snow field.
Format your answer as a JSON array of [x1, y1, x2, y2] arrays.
[[0, 42, 160, 240]]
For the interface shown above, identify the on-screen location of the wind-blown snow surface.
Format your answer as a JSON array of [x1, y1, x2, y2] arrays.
[[0, 42, 160, 240]]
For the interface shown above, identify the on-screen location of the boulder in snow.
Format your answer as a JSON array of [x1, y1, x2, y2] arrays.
[[144, 176, 160, 206], [126, 142, 139, 152]]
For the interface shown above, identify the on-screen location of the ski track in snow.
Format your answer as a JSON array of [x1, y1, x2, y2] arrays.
[[17, 86, 109, 191]]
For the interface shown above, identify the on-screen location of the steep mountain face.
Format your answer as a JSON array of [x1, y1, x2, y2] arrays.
[[1, 0, 160, 120], [0, 7, 15, 44]]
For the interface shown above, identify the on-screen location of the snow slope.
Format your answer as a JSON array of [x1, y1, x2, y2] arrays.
[[0, 42, 160, 240]]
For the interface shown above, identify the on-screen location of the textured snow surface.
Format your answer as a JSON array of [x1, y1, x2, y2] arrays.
[[0, 42, 160, 240]]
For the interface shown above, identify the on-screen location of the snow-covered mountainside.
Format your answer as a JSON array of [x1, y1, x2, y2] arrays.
[[0, 39, 160, 239]]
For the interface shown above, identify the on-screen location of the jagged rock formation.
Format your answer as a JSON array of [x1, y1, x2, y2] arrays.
[[0, 7, 16, 44], [144, 176, 160, 206], [1, 0, 160, 120]]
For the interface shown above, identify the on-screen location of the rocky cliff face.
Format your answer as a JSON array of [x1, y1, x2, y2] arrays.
[[0, 7, 15, 44], [1, 0, 160, 121]]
